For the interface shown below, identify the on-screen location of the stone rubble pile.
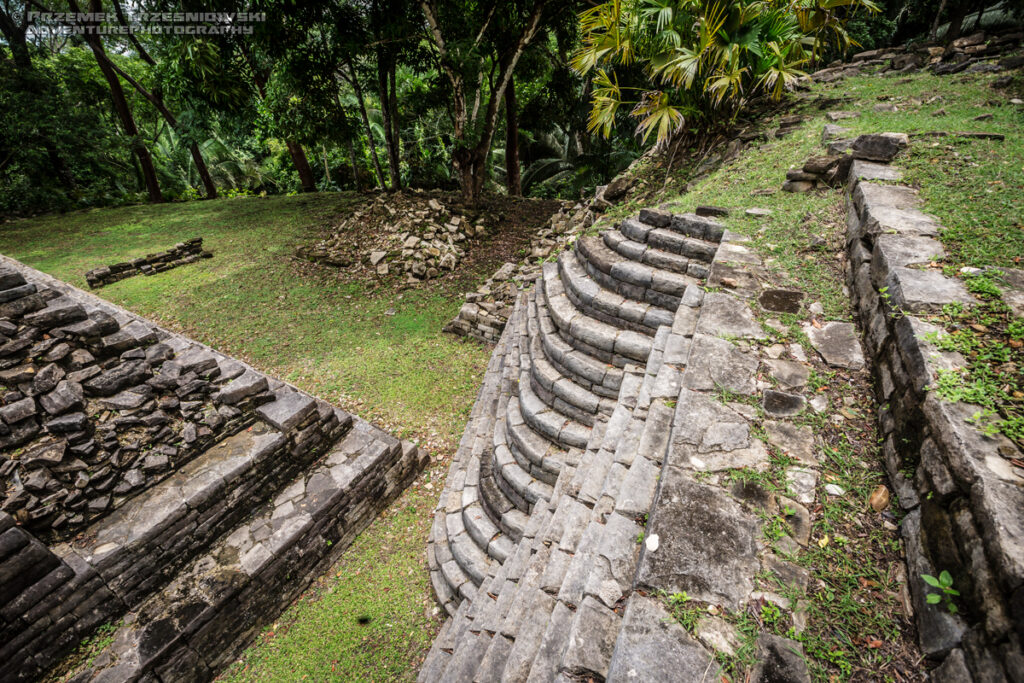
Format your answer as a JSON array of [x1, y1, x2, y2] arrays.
[[296, 192, 500, 282], [810, 27, 1023, 83], [783, 133, 908, 193], [0, 256, 424, 682], [444, 204, 590, 344], [85, 238, 211, 288]]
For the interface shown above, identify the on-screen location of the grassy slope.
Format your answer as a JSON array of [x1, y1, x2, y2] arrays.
[[1, 193, 489, 680]]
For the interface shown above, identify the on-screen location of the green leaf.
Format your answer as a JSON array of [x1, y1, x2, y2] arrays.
[[921, 574, 941, 588], [939, 570, 953, 587], [926, 594, 942, 604]]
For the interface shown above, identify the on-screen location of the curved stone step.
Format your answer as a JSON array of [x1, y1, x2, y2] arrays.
[[559, 250, 673, 334], [533, 291, 623, 400], [515, 369, 590, 451], [527, 325, 615, 426], [479, 446, 530, 540], [576, 234, 697, 311], [620, 215, 721, 266], [635, 209, 725, 246], [542, 263, 652, 368], [504, 399, 565, 486], [458, 451, 515, 567], [603, 228, 712, 280]]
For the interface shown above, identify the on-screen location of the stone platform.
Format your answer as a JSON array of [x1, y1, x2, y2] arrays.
[[0, 256, 425, 681], [419, 209, 833, 681]]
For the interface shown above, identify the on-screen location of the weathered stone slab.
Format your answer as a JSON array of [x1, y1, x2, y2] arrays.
[[804, 321, 866, 370], [637, 470, 761, 609], [607, 594, 719, 681], [884, 268, 973, 313], [682, 334, 759, 395]]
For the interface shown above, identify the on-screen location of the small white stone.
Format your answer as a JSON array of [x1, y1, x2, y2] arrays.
[[808, 301, 824, 316], [825, 484, 845, 496], [809, 395, 828, 413], [789, 344, 807, 362], [645, 533, 660, 552]]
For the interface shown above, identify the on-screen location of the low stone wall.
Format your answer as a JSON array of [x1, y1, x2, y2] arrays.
[[845, 163, 1024, 680], [85, 237, 210, 288]]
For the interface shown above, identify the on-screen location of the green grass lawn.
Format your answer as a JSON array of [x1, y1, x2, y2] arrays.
[[0, 193, 491, 448], [1, 192, 490, 680]]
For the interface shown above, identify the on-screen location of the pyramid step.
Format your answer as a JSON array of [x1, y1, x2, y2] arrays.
[[542, 263, 652, 368], [603, 228, 711, 280], [619, 215, 721, 265], [635, 208, 725, 245], [558, 251, 673, 334], [576, 235, 695, 311], [533, 291, 622, 399], [66, 421, 421, 682]]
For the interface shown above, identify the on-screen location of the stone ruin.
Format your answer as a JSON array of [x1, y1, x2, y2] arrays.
[[418, 130, 1024, 680], [85, 238, 211, 289], [0, 256, 424, 681]]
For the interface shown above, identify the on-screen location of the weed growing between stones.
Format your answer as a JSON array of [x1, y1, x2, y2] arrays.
[[927, 296, 1024, 447]]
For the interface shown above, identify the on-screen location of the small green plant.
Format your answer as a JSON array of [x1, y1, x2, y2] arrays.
[[665, 591, 703, 633], [636, 531, 645, 544], [760, 602, 782, 626], [922, 570, 960, 614]]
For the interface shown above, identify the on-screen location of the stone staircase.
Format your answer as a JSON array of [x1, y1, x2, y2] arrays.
[[420, 210, 759, 681], [0, 257, 425, 681]]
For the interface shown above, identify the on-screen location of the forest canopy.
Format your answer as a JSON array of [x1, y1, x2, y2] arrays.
[[0, 0, 1009, 215]]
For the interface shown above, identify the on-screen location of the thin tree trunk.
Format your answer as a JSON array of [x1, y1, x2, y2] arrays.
[[322, 145, 331, 186], [504, 75, 521, 196], [286, 141, 317, 192], [345, 62, 387, 190], [82, 47, 162, 200], [388, 61, 401, 185], [931, 0, 949, 41], [347, 139, 361, 191], [376, 51, 401, 190]]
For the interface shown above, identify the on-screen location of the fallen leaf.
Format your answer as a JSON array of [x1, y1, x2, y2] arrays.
[[818, 534, 830, 548], [869, 485, 891, 512]]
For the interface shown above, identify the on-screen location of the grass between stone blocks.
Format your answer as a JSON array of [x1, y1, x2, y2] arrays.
[[219, 466, 445, 682]]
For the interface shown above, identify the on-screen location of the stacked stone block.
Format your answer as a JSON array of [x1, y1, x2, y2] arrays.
[[85, 238, 210, 288], [0, 255, 424, 681]]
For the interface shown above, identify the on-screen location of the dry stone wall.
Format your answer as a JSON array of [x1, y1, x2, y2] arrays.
[[0, 255, 425, 681], [844, 155, 1024, 681], [85, 238, 211, 288]]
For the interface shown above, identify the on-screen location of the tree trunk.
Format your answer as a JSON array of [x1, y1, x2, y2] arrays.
[[286, 141, 317, 192], [946, 2, 970, 41], [347, 139, 361, 191], [105, 57, 218, 199], [504, 75, 521, 196], [89, 46, 163, 202], [346, 63, 387, 190], [74, 0, 162, 202], [376, 51, 401, 190], [388, 61, 401, 184], [931, 0, 949, 41]]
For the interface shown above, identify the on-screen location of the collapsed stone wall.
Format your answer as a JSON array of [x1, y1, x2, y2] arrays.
[[811, 27, 1023, 83], [444, 204, 591, 344], [0, 257, 314, 541], [844, 155, 1024, 678], [0, 255, 425, 681], [85, 238, 211, 288]]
